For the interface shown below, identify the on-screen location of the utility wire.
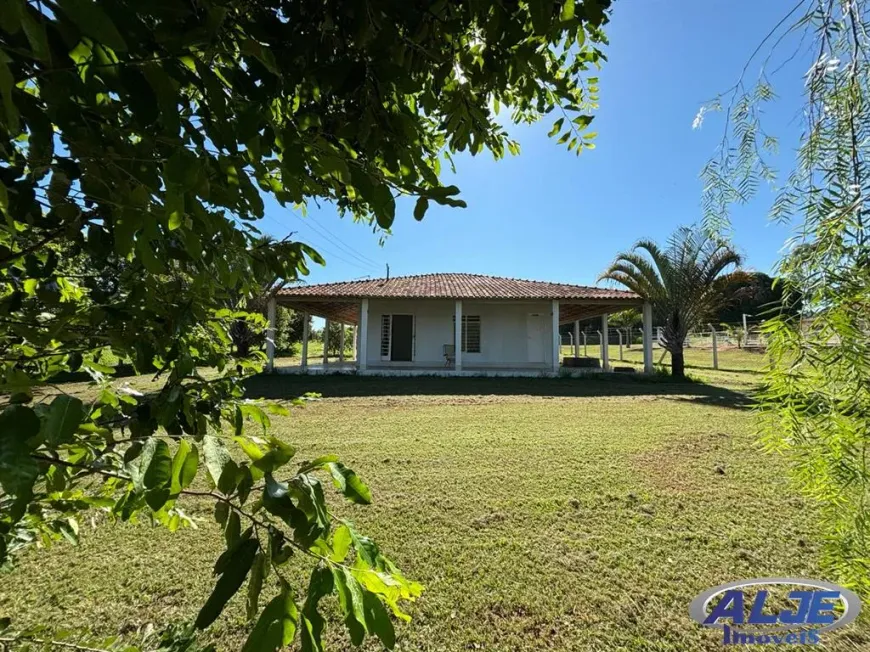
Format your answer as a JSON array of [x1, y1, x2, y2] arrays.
[[290, 210, 382, 269], [261, 212, 381, 273]]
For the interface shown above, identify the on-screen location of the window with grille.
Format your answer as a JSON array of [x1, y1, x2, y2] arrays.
[[380, 315, 391, 358], [452, 315, 481, 353]]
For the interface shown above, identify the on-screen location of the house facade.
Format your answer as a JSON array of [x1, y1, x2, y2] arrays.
[[269, 273, 654, 376]]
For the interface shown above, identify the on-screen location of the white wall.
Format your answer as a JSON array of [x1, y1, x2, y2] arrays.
[[365, 299, 554, 368]]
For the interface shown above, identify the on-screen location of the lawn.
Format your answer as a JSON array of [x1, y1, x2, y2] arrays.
[[2, 371, 868, 651]]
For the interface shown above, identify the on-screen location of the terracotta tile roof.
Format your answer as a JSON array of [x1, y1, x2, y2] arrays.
[[277, 273, 640, 302]]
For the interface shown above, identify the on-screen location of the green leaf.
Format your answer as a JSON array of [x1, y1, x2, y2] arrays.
[[0, 58, 19, 134], [300, 567, 333, 652], [372, 184, 396, 229], [203, 434, 232, 486], [169, 440, 198, 496], [130, 437, 157, 492], [165, 149, 200, 190], [528, 0, 553, 35], [288, 474, 330, 540], [413, 197, 429, 221], [548, 117, 564, 138], [57, 0, 127, 52], [246, 551, 267, 621], [166, 185, 184, 231], [239, 38, 279, 75], [262, 474, 314, 544], [332, 566, 368, 645], [224, 510, 241, 548], [0, 180, 8, 217], [560, 0, 575, 21], [43, 395, 83, 447], [242, 586, 298, 652], [214, 500, 229, 526], [298, 454, 340, 473], [239, 403, 271, 432], [0, 1, 21, 34], [363, 589, 396, 650], [262, 473, 297, 522], [143, 439, 172, 489], [143, 62, 179, 132], [327, 462, 372, 504], [195, 537, 258, 629], [17, 3, 50, 62], [252, 437, 295, 475], [217, 458, 240, 494], [330, 524, 352, 563], [0, 405, 40, 497]]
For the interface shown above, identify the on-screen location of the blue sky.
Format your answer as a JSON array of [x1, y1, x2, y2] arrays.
[[259, 0, 810, 288]]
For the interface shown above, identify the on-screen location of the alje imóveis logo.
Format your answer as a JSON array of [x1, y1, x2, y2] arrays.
[[689, 578, 861, 645]]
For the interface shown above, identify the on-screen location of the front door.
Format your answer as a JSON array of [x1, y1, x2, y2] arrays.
[[526, 313, 546, 363], [390, 314, 413, 362]]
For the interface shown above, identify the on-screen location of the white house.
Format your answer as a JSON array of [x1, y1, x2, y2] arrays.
[[267, 273, 654, 376]]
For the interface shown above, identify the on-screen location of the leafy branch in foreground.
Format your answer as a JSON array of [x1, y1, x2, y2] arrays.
[[698, 0, 870, 594], [0, 0, 613, 647]]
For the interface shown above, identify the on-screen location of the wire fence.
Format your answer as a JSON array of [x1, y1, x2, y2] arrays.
[[560, 322, 771, 373]]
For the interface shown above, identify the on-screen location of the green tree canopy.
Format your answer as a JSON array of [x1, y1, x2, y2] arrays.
[[0, 0, 612, 649], [712, 271, 800, 325]]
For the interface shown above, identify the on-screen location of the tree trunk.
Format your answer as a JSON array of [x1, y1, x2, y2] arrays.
[[663, 309, 687, 379], [670, 346, 686, 379]]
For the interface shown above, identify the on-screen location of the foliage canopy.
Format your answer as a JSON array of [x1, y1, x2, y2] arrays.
[[699, 0, 870, 593], [0, 0, 611, 648]]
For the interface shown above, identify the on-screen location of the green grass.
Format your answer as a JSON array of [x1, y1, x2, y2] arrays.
[[3, 372, 868, 651], [274, 339, 355, 367]]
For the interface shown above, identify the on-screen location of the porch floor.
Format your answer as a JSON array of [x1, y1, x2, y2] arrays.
[[273, 362, 609, 378]]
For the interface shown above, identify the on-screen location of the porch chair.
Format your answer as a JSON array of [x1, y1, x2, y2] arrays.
[[443, 344, 455, 367]]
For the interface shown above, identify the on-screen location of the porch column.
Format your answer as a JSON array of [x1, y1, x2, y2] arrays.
[[552, 300, 560, 374], [322, 319, 329, 365], [266, 296, 276, 373], [301, 312, 310, 371], [573, 320, 580, 358], [642, 301, 653, 373], [358, 300, 368, 371], [454, 300, 462, 372], [352, 325, 358, 361], [601, 313, 609, 372], [339, 323, 345, 362]]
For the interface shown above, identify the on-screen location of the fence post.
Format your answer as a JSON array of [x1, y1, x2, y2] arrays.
[[339, 323, 345, 362], [266, 296, 276, 373], [618, 328, 623, 361], [709, 323, 718, 370]]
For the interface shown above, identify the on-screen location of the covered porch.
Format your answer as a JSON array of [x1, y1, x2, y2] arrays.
[[265, 293, 654, 377]]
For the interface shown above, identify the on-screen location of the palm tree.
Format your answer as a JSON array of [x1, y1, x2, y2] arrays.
[[599, 226, 745, 379]]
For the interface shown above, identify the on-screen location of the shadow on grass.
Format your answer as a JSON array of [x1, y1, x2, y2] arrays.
[[244, 373, 754, 410]]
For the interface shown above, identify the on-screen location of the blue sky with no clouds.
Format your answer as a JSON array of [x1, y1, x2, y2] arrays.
[[258, 0, 812, 287]]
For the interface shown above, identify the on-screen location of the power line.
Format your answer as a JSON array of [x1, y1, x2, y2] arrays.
[[267, 215, 382, 273], [290, 210, 382, 269]]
